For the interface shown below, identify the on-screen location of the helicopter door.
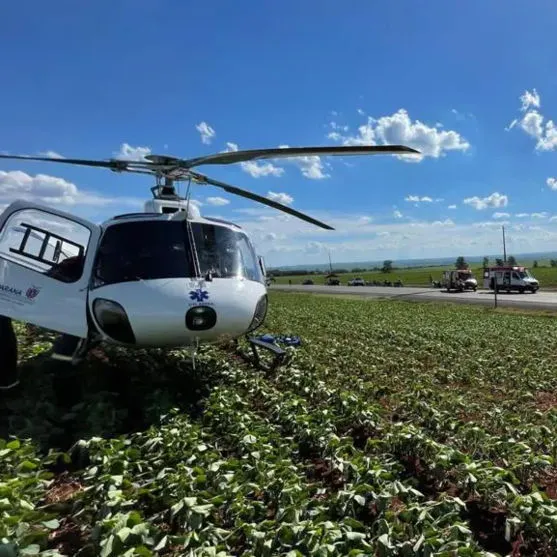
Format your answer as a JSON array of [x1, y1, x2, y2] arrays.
[[0, 200, 101, 338]]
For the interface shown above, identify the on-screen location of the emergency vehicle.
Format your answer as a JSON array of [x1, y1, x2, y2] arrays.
[[482, 266, 539, 293], [442, 269, 478, 292]]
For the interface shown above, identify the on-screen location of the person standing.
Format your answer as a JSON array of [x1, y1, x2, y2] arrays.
[[0, 315, 19, 390]]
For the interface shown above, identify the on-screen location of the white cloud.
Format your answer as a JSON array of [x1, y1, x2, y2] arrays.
[[492, 212, 510, 219], [463, 192, 508, 210], [405, 195, 433, 203], [206, 196, 230, 206], [448, 204, 457, 209], [507, 89, 557, 151], [532, 212, 549, 219], [38, 150, 64, 159], [473, 220, 510, 228], [547, 177, 557, 190], [520, 89, 541, 112], [327, 108, 470, 162], [431, 218, 455, 226], [235, 207, 557, 267], [267, 191, 293, 205], [0, 170, 143, 210], [114, 143, 151, 161], [393, 210, 403, 218], [225, 142, 285, 178], [196, 122, 216, 145], [276, 144, 329, 180], [223, 141, 329, 180]]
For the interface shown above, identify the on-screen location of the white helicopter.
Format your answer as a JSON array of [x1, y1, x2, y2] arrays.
[[0, 144, 419, 388]]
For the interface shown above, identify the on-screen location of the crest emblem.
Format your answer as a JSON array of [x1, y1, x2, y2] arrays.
[[189, 289, 209, 303], [25, 286, 41, 300]]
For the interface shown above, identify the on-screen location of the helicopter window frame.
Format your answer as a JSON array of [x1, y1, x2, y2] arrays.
[[0, 207, 91, 283]]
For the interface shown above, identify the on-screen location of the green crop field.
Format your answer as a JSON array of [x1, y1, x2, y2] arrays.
[[4, 292, 557, 555], [273, 263, 557, 289]]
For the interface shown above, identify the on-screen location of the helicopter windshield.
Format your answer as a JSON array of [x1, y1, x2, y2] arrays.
[[92, 220, 263, 287], [191, 222, 263, 282], [93, 220, 195, 286]]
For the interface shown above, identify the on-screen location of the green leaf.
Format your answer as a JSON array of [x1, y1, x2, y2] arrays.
[[20, 546, 40, 556], [116, 527, 132, 542], [153, 535, 168, 552]]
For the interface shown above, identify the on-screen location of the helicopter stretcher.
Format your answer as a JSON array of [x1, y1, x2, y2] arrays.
[[0, 143, 420, 388]]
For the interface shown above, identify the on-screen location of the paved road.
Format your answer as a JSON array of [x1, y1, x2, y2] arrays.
[[270, 284, 557, 311]]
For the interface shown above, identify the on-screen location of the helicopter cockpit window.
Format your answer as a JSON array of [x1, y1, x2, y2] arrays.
[[92, 220, 196, 287], [0, 208, 90, 283], [191, 223, 264, 283]]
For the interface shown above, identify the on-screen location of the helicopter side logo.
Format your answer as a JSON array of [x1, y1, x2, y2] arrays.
[[189, 289, 209, 303], [26, 286, 41, 300]]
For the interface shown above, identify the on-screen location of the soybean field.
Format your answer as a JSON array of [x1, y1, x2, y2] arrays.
[[2, 292, 557, 555]]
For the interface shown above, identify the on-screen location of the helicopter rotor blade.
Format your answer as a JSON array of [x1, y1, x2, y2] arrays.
[[0, 153, 136, 171], [180, 144, 420, 168], [192, 172, 334, 230]]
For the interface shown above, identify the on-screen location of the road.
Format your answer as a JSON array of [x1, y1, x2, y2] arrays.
[[270, 284, 557, 311]]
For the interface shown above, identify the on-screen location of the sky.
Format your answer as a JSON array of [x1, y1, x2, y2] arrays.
[[1, 1, 557, 268]]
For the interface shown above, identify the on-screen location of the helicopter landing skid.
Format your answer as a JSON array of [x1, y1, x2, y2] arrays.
[[235, 335, 288, 373]]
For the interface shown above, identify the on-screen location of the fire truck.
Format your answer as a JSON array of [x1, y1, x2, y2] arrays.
[[482, 266, 539, 293], [442, 269, 478, 292]]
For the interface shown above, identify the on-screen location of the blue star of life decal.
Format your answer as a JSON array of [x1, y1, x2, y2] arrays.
[[189, 288, 209, 302]]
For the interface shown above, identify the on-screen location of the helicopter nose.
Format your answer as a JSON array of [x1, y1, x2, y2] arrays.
[[182, 281, 267, 341]]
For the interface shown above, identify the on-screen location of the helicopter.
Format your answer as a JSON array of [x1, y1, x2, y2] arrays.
[[0, 143, 420, 388]]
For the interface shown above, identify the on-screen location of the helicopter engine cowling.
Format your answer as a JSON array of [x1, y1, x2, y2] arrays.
[[88, 277, 267, 348]]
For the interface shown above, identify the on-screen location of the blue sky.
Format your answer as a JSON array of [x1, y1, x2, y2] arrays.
[[2, 1, 557, 267]]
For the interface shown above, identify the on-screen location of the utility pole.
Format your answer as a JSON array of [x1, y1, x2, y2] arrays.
[[502, 225, 507, 264]]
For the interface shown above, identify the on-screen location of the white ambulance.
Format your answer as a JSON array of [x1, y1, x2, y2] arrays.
[[482, 266, 539, 293]]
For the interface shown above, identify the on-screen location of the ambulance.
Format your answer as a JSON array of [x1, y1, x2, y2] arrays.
[[482, 266, 539, 293]]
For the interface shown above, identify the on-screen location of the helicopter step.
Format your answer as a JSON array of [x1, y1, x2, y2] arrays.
[[234, 335, 292, 373], [50, 333, 92, 365]]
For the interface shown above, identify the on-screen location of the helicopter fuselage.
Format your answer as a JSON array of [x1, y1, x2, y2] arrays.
[[0, 200, 268, 350]]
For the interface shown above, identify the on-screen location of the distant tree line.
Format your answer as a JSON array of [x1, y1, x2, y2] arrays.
[[269, 254, 554, 277], [455, 255, 521, 269]]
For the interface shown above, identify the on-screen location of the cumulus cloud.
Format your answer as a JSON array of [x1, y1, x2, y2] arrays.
[[507, 89, 557, 151], [405, 195, 433, 203], [196, 122, 216, 145], [492, 212, 510, 219], [222, 141, 329, 180], [327, 108, 470, 162], [114, 143, 151, 161], [234, 206, 557, 267], [547, 177, 557, 190], [267, 191, 293, 205], [0, 170, 143, 211], [206, 196, 230, 206], [276, 144, 329, 180], [393, 210, 403, 218], [225, 142, 284, 178], [448, 204, 457, 209], [463, 192, 508, 210]]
